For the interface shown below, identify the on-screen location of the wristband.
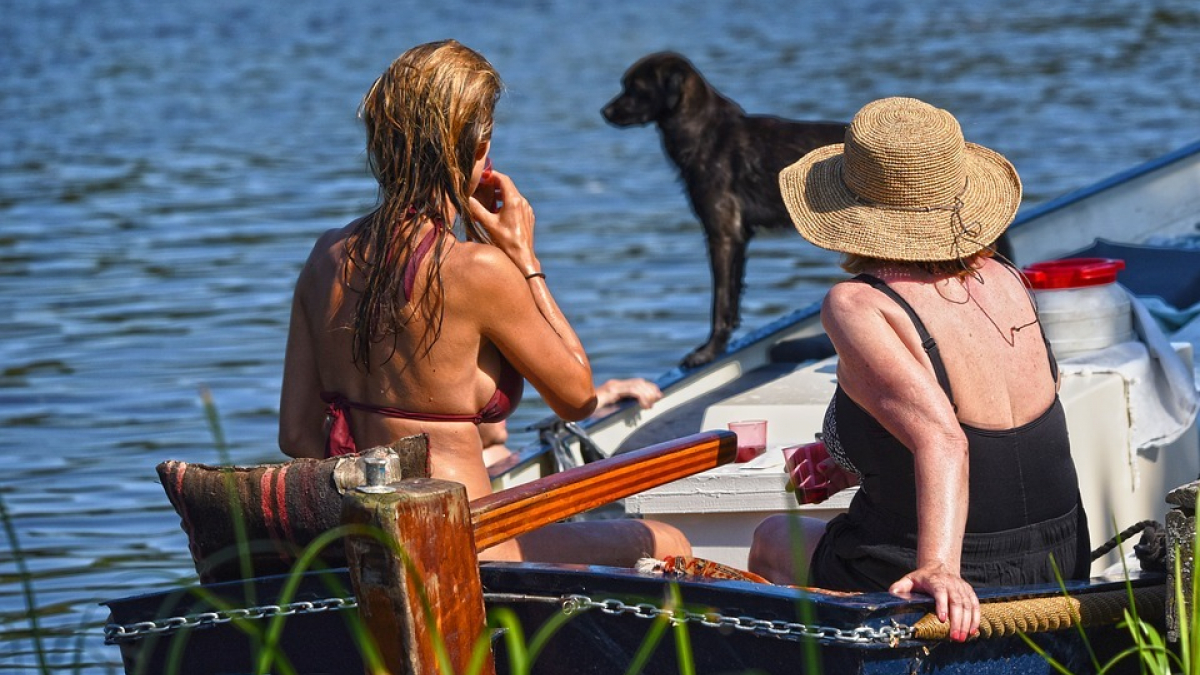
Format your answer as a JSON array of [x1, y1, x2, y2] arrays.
[[524, 271, 546, 280]]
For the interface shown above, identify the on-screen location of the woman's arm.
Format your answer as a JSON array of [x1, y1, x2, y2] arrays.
[[465, 171, 596, 420], [822, 284, 979, 642], [278, 257, 327, 459]]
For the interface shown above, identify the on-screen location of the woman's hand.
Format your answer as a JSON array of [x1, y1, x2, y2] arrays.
[[595, 378, 663, 409], [784, 443, 858, 503], [889, 564, 980, 642], [816, 457, 858, 494], [467, 169, 540, 276]]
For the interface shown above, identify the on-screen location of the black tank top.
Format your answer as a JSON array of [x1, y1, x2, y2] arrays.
[[823, 274, 1078, 533]]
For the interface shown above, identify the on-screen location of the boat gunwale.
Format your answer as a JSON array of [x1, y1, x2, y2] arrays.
[[103, 561, 1165, 619], [1009, 139, 1200, 229]]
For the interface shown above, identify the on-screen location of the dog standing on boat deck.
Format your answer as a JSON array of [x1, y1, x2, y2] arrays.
[[602, 52, 847, 367]]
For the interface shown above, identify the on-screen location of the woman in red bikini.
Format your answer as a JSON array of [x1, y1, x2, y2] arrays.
[[278, 40, 687, 565]]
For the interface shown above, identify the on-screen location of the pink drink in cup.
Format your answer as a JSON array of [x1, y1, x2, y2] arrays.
[[782, 441, 831, 503], [727, 420, 767, 462]]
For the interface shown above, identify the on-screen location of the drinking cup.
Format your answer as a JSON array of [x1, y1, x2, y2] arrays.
[[782, 441, 831, 503], [727, 420, 767, 462]]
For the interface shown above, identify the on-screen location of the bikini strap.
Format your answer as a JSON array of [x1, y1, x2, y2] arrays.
[[321, 390, 484, 428], [852, 274, 956, 408], [402, 227, 441, 302]]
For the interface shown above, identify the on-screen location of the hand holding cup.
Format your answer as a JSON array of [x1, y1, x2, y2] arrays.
[[783, 441, 832, 503]]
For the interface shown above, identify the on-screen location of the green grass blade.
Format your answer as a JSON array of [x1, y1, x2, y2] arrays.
[[491, 607, 530, 675], [1017, 632, 1080, 675], [624, 605, 671, 675], [0, 492, 49, 675], [667, 584, 695, 675]]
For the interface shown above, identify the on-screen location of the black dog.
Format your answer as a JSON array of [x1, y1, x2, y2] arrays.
[[602, 52, 847, 367]]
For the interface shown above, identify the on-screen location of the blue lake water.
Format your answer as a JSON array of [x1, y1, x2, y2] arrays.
[[2, 0, 1199, 670]]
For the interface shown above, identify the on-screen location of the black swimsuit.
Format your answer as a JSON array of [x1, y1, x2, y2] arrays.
[[810, 274, 1090, 591]]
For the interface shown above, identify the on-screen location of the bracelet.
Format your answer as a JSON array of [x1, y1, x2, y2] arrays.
[[524, 271, 546, 280]]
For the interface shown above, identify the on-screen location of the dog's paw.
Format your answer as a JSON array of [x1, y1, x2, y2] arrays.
[[681, 345, 720, 369]]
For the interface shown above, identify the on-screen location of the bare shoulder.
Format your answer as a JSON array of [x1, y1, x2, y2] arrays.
[[445, 240, 522, 289], [822, 279, 885, 319], [821, 278, 903, 352], [979, 257, 1028, 293], [298, 223, 357, 278], [440, 241, 537, 335]]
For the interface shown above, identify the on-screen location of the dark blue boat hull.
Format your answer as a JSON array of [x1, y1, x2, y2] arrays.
[[103, 563, 1162, 674]]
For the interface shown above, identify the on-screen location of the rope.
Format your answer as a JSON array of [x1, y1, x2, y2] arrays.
[[1089, 520, 1167, 574], [1090, 520, 1158, 561], [911, 584, 1166, 641]]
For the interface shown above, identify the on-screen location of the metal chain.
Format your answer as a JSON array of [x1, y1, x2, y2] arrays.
[[559, 594, 915, 646], [103, 597, 358, 643], [104, 591, 915, 647]]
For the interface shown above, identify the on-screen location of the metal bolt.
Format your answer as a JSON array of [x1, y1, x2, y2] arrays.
[[358, 456, 395, 493]]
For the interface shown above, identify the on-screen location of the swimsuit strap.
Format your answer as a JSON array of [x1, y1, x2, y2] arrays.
[[852, 274, 956, 408], [1011, 264, 1060, 383], [402, 226, 441, 302], [320, 391, 487, 458]]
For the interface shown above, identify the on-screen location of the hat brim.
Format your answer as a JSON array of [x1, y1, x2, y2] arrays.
[[779, 142, 1021, 262]]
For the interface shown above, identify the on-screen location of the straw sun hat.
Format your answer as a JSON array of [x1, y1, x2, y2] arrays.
[[779, 97, 1021, 262]]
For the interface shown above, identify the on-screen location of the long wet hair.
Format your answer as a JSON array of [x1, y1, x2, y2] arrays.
[[349, 40, 502, 371]]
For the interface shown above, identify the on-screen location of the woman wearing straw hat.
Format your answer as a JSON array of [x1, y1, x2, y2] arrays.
[[747, 97, 1089, 642]]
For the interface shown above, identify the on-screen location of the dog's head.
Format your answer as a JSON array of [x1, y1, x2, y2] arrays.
[[602, 52, 700, 127]]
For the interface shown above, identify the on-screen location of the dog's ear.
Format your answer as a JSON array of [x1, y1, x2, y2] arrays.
[[661, 63, 687, 113]]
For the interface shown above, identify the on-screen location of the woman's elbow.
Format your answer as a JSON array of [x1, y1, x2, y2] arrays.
[[537, 366, 598, 421], [548, 386, 598, 421], [551, 396, 598, 422], [279, 425, 323, 459], [918, 432, 969, 473]]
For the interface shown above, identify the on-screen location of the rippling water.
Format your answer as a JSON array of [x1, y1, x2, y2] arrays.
[[2, 0, 1199, 670]]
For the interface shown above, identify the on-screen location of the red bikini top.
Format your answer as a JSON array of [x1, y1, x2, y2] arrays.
[[321, 226, 524, 457]]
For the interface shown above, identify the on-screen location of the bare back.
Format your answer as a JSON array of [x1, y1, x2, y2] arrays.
[[827, 257, 1055, 432], [279, 216, 595, 507]]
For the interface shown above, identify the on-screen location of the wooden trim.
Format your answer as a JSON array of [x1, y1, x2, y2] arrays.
[[470, 431, 736, 552]]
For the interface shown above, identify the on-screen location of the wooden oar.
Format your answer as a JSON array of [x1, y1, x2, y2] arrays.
[[470, 430, 737, 552]]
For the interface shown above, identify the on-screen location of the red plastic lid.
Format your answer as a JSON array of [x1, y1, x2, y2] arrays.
[[1022, 258, 1125, 290]]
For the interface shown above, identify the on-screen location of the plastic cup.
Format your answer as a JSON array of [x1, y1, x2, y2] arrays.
[[782, 441, 831, 503], [727, 420, 767, 462]]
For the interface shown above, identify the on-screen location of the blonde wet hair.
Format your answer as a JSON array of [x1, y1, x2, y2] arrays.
[[349, 40, 503, 370]]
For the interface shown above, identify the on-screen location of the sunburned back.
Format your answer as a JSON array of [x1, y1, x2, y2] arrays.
[[862, 258, 1056, 430]]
